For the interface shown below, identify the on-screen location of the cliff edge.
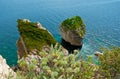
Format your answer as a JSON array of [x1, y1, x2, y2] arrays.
[[0, 55, 16, 79], [17, 19, 57, 59]]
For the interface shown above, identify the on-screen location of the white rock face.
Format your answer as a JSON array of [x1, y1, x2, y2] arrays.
[[23, 19, 31, 22], [94, 51, 103, 57], [36, 22, 46, 30], [59, 16, 86, 46], [0, 55, 16, 79], [60, 26, 83, 46]]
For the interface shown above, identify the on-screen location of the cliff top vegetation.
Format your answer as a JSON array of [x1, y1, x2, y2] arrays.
[[61, 16, 86, 38], [17, 19, 56, 52]]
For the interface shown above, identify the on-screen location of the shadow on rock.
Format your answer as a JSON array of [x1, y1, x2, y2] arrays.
[[61, 39, 82, 53]]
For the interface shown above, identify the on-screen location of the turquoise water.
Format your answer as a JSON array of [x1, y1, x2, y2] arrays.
[[0, 0, 120, 66]]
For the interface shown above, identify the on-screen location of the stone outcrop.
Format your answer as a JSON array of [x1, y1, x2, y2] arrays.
[[0, 55, 16, 79], [59, 16, 86, 46], [94, 51, 103, 57], [17, 19, 68, 75], [17, 19, 68, 59], [17, 19, 57, 58]]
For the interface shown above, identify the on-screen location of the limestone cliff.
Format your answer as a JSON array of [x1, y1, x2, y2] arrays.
[[17, 19, 68, 59], [0, 55, 16, 79], [17, 19, 57, 59], [16, 19, 68, 74]]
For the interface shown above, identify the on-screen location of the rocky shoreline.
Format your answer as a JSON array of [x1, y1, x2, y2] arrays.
[[0, 16, 86, 78], [0, 16, 120, 79]]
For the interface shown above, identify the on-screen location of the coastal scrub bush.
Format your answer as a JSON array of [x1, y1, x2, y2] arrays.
[[17, 44, 99, 79], [99, 47, 120, 78]]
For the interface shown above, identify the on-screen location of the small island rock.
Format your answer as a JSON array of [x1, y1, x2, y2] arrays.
[[59, 16, 86, 46]]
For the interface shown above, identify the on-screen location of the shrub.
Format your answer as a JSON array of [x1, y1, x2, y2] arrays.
[[17, 44, 98, 79], [99, 47, 120, 78]]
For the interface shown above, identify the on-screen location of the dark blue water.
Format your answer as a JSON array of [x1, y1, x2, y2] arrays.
[[0, 0, 120, 65]]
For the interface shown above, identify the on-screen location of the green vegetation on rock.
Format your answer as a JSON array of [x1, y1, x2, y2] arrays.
[[16, 44, 120, 79], [17, 19, 56, 52], [61, 16, 86, 38], [15, 18, 120, 79]]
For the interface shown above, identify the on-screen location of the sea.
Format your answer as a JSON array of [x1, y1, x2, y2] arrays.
[[0, 0, 120, 66]]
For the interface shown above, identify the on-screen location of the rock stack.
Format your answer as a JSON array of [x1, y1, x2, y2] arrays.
[[59, 16, 86, 52], [59, 16, 86, 46]]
